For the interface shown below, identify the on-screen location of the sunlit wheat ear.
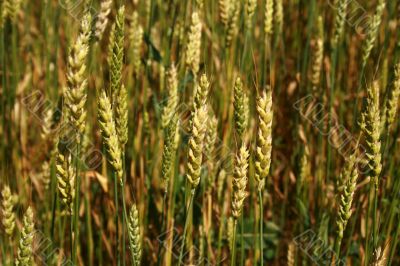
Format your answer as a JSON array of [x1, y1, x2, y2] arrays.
[[274, 0, 283, 36], [108, 6, 125, 102], [41, 108, 53, 140], [186, 106, 208, 189], [386, 63, 400, 129], [65, 13, 91, 139], [194, 73, 210, 110], [56, 146, 75, 215], [287, 241, 295, 266], [336, 154, 358, 241], [371, 247, 387, 266], [245, 0, 257, 30], [311, 16, 324, 88], [95, 0, 112, 41], [97, 89, 123, 183], [264, 0, 274, 39], [16, 207, 34, 266], [185, 11, 202, 74], [161, 115, 179, 193], [361, 0, 385, 67], [255, 89, 273, 191], [332, 0, 348, 46], [233, 77, 246, 139], [232, 143, 249, 219], [218, 0, 230, 29], [161, 63, 178, 129], [115, 84, 128, 148], [360, 81, 382, 186], [128, 204, 142, 266], [1, 185, 16, 237], [2, 0, 22, 23], [129, 11, 143, 76], [225, 0, 239, 48]]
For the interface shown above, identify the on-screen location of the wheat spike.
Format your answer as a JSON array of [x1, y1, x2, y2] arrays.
[[65, 13, 91, 139], [108, 6, 125, 103], [185, 11, 202, 74], [255, 89, 273, 191], [194, 73, 210, 110], [129, 11, 143, 75], [56, 145, 75, 215], [115, 84, 128, 148], [1, 185, 16, 236], [186, 106, 208, 188], [362, 0, 385, 67], [245, 0, 257, 30], [41, 108, 53, 140], [97, 89, 123, 182], [234, 77, 246, 139], [227, 216, 234, 251], [218, 0, 231, 29], [332, 0, 348, 46], [386, 63, 400, 129], [161, 115, 179, 193], [40, 160, 51, 190], [161, 63, 179, 129], [311, 16, 324, 88], [274, 0, 283, 36], [95, 0, 112, 40], [16, 207, 34, 266], [336, 154, 358, 241], [287, 241, 295, 266], [360, 81, 382, 187], [2, 0, 22, 23], [225, 0, 240, 48], [128, 204, 142, 266], [232, 143, 249, 219], [264, 0, 274, 38], [217, 169, 227, 202]]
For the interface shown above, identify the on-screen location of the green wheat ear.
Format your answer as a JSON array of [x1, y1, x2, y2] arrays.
[[386, 63, 400, 130], [16, 207, 34, 266], [161, 115, 179, 193], [56, 142, 75, 215], [234, 77, 246, 139], [1, 185, 16, 237], [161, 63, 179, 129], [128, 204, 142, 266]]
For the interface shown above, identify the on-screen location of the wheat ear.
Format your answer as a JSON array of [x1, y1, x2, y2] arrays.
[[233, 77, 246, 139], [185, 11, 202, 74], [225, 0, 240, 48], [56, 145, 75, 215], [311, 16, 324, 88], [115, 84, 128, 148], [186, 106, 208, 188], [218, 0, 230, 30], [386, 63, 400, 130], [16, 207, 34, 266], [1, 185, 16, 236], [161, 63, 179, 129], [232, 143, 249, 219], [255, 89, 273, 191], [128, 204, 142, 266], [129, 11, 143, 76], [95, 0, 112, 41], [264, 0, 274, 39], [161, 115, 179, 193], [332, 0, 348, 46], [97, 89, 123, 182], [65, 13, 91, 139]]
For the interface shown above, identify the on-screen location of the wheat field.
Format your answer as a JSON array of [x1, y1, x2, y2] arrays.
[[0, 0, 400, 265]]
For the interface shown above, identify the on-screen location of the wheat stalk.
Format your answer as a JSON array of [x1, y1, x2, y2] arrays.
[[16, 207, 34, 266]]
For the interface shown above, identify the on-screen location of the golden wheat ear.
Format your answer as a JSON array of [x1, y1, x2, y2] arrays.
[[1, 185, 16, 237], [231, 143, 249, 219], [128, 204, 142, 266]]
